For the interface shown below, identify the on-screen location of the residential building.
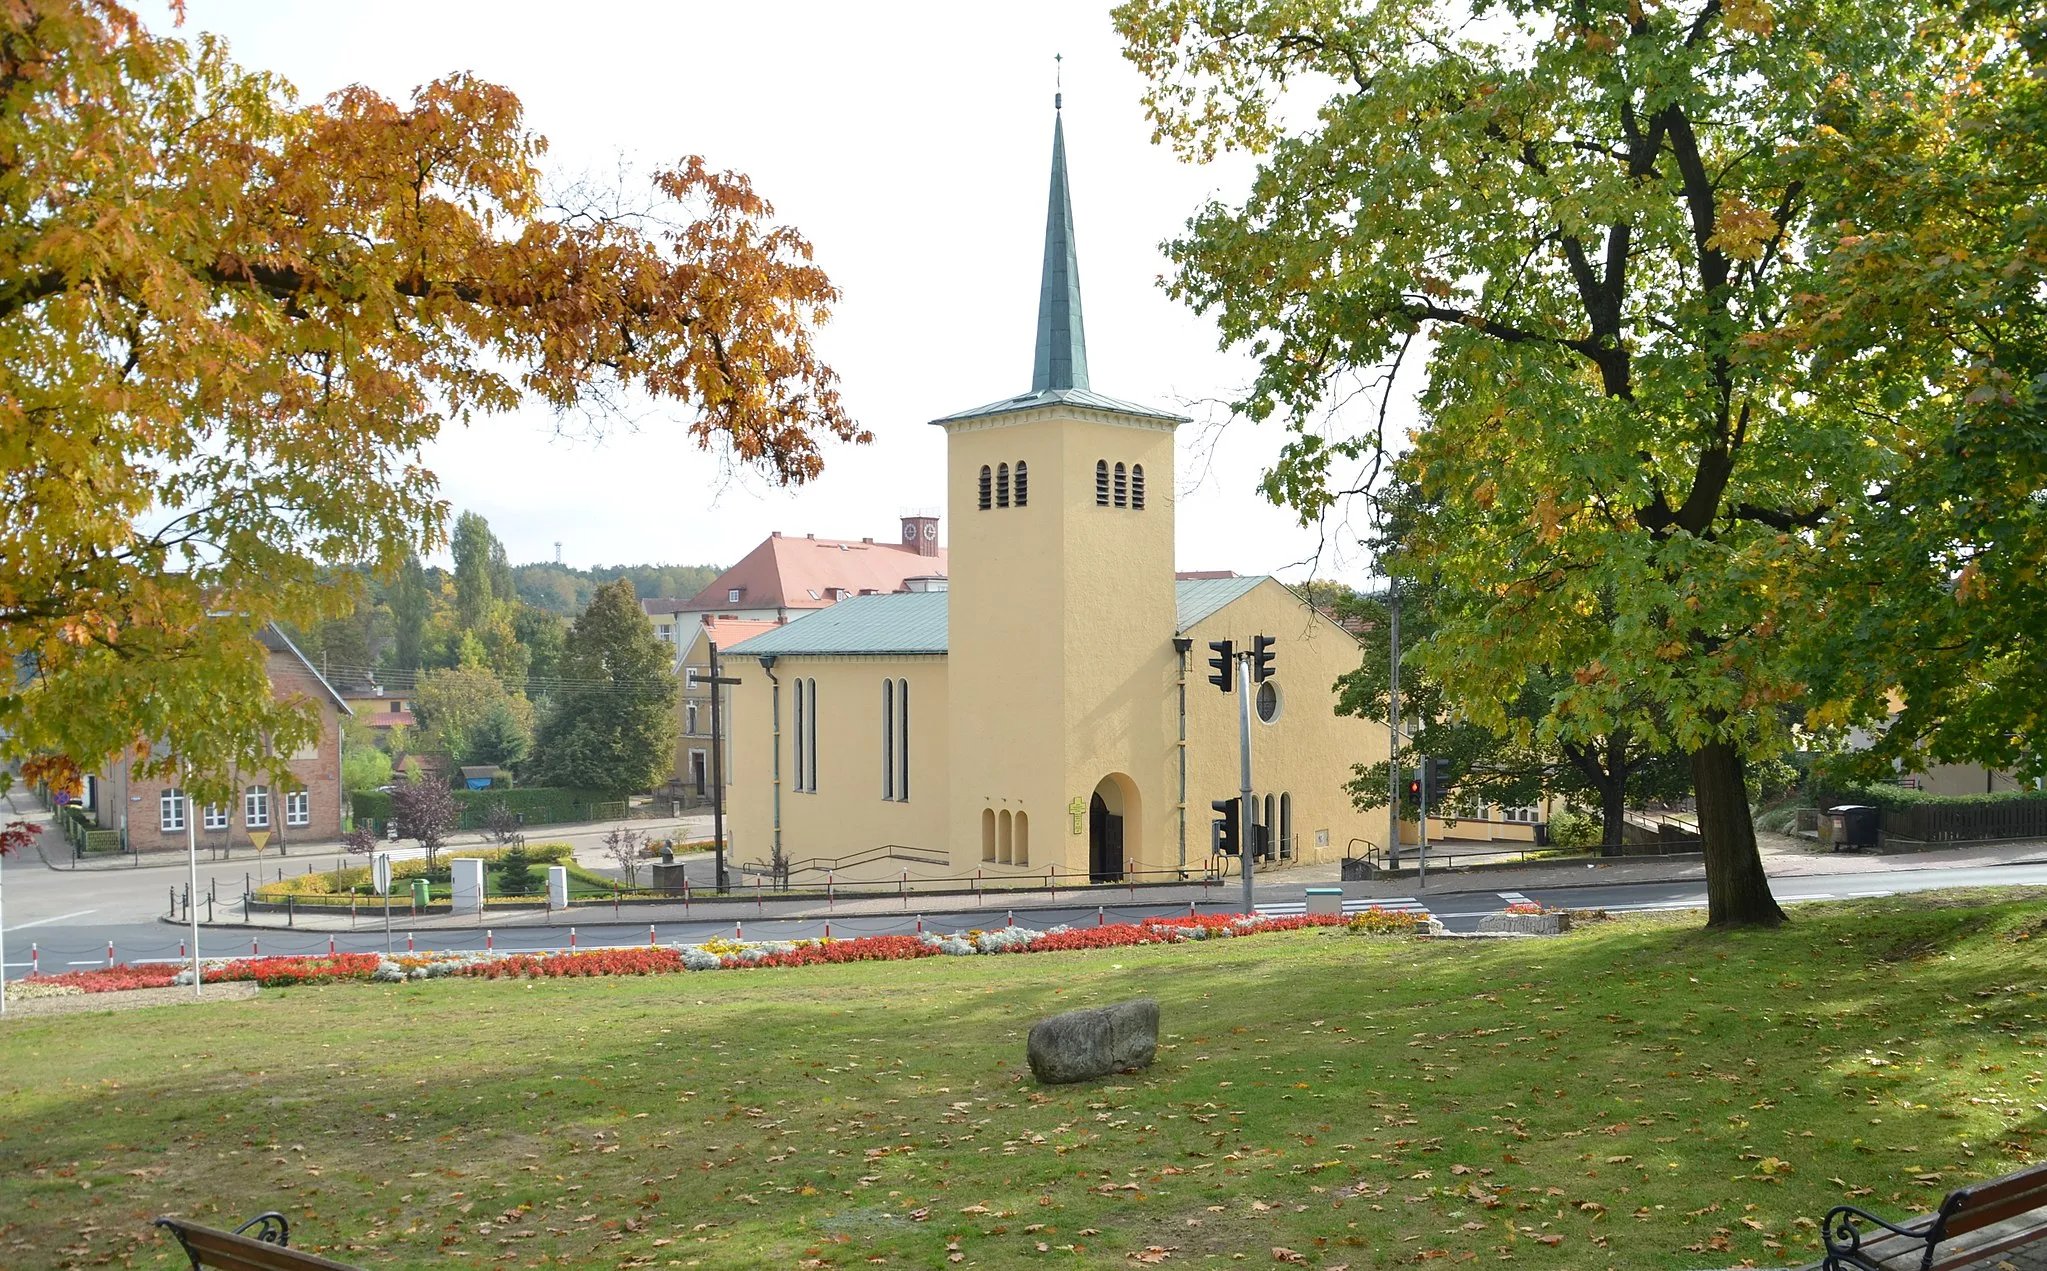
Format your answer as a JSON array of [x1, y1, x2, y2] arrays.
[[718, 100, 1388, 884], [338, 686, 412, 731], [92, 625, 351, 852]]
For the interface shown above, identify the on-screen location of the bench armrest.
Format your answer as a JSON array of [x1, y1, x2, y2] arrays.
[[1823, 1203, 1941, 1270]]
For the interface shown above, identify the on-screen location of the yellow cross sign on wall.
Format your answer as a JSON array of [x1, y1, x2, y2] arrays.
[[1067, 797, 1086, 836]]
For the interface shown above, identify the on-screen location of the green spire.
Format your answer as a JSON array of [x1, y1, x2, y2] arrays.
[[1031, 98, 1089, 393]]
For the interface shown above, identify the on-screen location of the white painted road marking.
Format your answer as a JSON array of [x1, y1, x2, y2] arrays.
[[4, 908, 98, 932]]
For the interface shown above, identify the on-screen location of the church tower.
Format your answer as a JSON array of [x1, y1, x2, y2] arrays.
[[934, 94, 1188, 882]]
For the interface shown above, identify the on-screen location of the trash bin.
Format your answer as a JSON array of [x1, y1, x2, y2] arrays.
[[1305, 886, 1344, 917], [410, 878, 431, 907], [1827, 805, 1880, 852]]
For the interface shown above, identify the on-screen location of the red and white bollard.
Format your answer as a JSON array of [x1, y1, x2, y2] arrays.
[[249, 935, 259, 957], [179, 939, 186, 959], [1097, 906, 1105, 927], [106, 940, 115, 968], [486, 929, 494, 952], [1190, 900, 1198, 920], [29, 943, 38, 977], [682, 875, 691, 913], [406, 932, 414, 954], [648, 924, 657, 946], [754, 876, 763, 916], [1006, 910, 1014, 929], [735, 919, 744, 941], [569, 927, 578, 950], [915, 914, 923, 934]]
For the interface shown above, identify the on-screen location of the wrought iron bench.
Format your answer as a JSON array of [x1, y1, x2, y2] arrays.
[[154, 1212, 362, 1271], [1823, 1161, 2047, 1269]]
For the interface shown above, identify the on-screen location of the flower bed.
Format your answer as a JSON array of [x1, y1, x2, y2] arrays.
[[15, 910, 1425, 998]]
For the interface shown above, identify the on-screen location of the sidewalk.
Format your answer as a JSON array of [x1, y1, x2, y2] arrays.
[[171, 829, 2047, 934]]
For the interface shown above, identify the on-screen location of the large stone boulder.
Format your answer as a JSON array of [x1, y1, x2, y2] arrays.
[[1026, 999, 1160, 1085]]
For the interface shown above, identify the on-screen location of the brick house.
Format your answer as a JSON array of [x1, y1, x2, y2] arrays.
[[92, 624, 352, 853]]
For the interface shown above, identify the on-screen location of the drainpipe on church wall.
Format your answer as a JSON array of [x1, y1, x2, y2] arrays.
[[1173, 638, 1192, 876], [761, 656, 783, 884]]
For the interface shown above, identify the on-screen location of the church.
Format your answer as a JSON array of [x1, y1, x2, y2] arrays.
[[720, 99, 1388, 885]]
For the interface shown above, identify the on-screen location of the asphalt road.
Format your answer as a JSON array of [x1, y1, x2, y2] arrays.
[[7, 849, 2046, 977]]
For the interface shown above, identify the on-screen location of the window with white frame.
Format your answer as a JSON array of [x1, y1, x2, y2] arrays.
[[285, 789, 310, 827], [203, 804, 229, 831], [160, 788, 186, 833], [244, 784, 270, 828], [1500, 805, 1541, 823]]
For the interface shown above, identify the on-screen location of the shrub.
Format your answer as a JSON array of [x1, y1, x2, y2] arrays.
[[1546, 806, 1602, 848], [496, 844, 537, 896]]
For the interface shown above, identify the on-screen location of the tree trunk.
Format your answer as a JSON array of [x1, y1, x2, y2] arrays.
[[1599, 776, 1628, 855], [1599, 730, 1629, 856], [1690, 741, 1786, 928]]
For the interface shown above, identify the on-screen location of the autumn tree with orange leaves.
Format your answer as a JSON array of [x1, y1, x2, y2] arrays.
[[0, 1, 865, 802]]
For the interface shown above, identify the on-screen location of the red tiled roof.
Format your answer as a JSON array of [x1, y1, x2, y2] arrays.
[[699, 616, 784, 647], [680, 533, 947, 613]]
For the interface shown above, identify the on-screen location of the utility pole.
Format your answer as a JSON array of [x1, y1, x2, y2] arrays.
[[706, 641, 743, 893], [186, 779, 201, 997], [1237, 651, 1256, 915], [1418, 753, 1430, 888], [1387, 580, 1401, 870]]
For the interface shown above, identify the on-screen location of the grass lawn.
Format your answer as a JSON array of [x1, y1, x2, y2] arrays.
[[3, 891, 2042, 1270]]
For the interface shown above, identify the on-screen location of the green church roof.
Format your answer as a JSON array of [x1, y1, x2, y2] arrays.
[[930, 98, 1188, 431], [722, 579, 1269, 660]]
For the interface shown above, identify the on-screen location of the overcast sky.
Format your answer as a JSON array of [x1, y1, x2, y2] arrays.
[[154, 2, 1408, 588]]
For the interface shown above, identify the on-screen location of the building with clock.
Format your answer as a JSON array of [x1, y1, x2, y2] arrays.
[[703, 98, 1391, 883]]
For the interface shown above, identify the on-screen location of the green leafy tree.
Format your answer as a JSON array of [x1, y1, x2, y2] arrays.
[[340, 717, 394, 794], [532, 581, 678, 795], [413, 666, 534, 772], [514, 605, 569, 689], [1112, 0, 2025, 925], [1783, 11, 2045, 782]]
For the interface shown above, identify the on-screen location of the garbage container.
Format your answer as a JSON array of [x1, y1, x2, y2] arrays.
[[1827, 805, 1880, 852], [1305, 886, 1345, 917], [410, 878, 431, 907]]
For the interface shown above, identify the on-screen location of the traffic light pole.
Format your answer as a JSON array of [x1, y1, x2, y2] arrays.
[[1418, 755, 1430, 888], [1237, 653, 1255, 915]]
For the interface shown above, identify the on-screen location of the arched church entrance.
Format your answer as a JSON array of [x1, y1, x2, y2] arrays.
[[1088, 774, 1139, 883]]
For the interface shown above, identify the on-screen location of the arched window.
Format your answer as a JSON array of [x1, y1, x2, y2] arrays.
[[896, 679, 909, 801], [1131, 463, 1146, 509], [978, 465, 992, 510], [1114, 462, 1128, 507], [881, 678, 894, 799], [982, 808, 996, 862], [1263, 793, 1277, 859], [999, 809, 1013, 864], [1279, 792, 1293, 860], [996, 463, 1011, 508], [805, 678, 818, 792], [794, 678, 818, 793], [1095, 460, 1109, 506], [1014, 811, 1029, 866], [1014, 461, 1028, 507]]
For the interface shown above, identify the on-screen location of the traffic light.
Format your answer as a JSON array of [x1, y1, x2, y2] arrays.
[[1429, 756, 1453, 796], [1405, 773, 1423, 805], [1210, 798, 1240, 855], [1206, 639, 1234, 693], [1251, 634, 1277, 683]]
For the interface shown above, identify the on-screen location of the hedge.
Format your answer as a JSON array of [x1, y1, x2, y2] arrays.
[[347, 786, 616, 829], [1816, 782, 2047, 812]]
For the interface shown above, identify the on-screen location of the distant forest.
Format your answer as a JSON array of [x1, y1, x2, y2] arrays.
[[511, 562, 724, 615]]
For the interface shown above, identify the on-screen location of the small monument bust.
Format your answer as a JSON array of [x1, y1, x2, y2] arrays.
[[660, 843, 675, 865]]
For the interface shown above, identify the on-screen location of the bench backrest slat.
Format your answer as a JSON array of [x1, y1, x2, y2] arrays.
[[169, 1224, 362, 1271], [1942, 1166, 2047, 1239]]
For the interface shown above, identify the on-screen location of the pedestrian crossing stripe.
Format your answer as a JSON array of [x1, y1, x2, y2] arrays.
[[1497, 891, 1532, 905], [1252, 898, 1433, 918]]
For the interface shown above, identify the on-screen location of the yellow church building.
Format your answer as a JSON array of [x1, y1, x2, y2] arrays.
[[721, 99, 1388, 886]]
